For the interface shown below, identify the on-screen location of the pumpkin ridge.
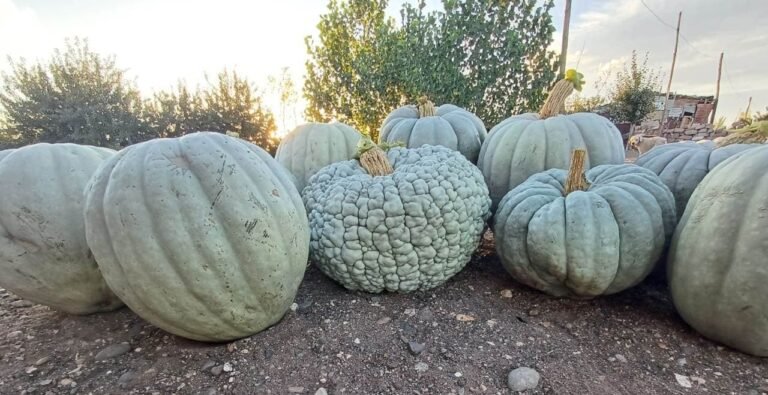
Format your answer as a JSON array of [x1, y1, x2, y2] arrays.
[[142, 141, 246, 336], [103, 148, 204, 338], [201, 136, 278, 329]]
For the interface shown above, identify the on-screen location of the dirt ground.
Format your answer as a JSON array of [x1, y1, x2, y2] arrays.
[[1, 233, 766, 395]]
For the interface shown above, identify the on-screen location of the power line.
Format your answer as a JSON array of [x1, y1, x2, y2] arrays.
[[638, 0, 715, 59]]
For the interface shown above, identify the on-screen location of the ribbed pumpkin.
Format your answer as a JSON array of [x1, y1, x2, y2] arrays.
[[494, 150, 675, 298], [275, 122, 362, 191], [478, 70, 625, 210], [669, 145, 768, 356], [635, 142, 758, 219], [0, 143, 123, 314], [379, 98, 487, 163], [84, 132, 309, 342]]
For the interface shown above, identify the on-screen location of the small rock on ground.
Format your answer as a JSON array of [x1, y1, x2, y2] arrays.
[[414, 362, 429, 373], [408, 341, 425, 355], [95, 343, 131, 361], [507, 367, 540, 392], [315, 388, 328, 395]]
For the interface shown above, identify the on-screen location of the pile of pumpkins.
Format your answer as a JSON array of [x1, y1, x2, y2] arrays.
[[0, 70, 765, 358]]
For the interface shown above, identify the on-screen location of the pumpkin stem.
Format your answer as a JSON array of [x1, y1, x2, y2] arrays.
[[565, 149, 589, 194], [417, 96, 437, 118], [356, 136, 394, 176], [539, 69, 585, 119]]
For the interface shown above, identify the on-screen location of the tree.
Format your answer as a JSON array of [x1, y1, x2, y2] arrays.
[[304, 0, 559, 139], [144, 70, 278, 153], [268, 67, 300, 134], [605, 51, 661, 127], [0, 38, 149, 148]]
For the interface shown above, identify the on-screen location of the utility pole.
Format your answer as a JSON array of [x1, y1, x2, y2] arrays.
[[710, 52, 724, 125], [559, 0, 572, 78], [660, 11, 682, 135]]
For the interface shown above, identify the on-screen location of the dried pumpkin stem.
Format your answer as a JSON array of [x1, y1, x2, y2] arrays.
[[538, 79, 574, 119], [564, 149, 589, 194], [417, 96, 436, 118], [359, 146, 393, 176]]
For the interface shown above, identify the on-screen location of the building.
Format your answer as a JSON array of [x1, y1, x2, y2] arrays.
[[645, 93, 715, 129]]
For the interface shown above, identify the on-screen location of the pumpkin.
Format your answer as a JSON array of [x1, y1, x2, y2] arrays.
[[668, 145, 768, 356], [635, 142, 758, 219], [275, 122, 362, 191], [84, 132, 309, 342], [493, 149, 676, 298], [478, 70, 625, 210], [379, 98, 487, 163], [0, 143, 123, 314], [303, 138, 491, 293]]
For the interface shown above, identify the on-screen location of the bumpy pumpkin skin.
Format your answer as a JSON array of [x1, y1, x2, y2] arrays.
[[379, 104, 487, 163], [635, 142, 758, 219], [478, 113, 625, 210], [669, 146, 768, 356], [304, 145, 491, 293], [275, 122, 362, 191], [494, 164, 675, 298], [84, 132, 309, 342], [0, 143, 123, 314]]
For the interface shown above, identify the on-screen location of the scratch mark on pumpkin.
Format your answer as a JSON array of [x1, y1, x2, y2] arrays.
[[211, 188, 224, 209], [245, 219, 258, 234], [272, 189, 280, 197]]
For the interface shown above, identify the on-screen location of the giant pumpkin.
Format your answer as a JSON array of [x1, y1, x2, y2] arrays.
[[0, 143, 122, 314], [635, 141, 758, 219], [84, 132, 309, 341], [669, 145, 768, 356], [494, 149, 675, 298], [303, 138, 491, 293], [275, 122, 362, 191], [478, 70, 625, 210], [379, 98, 487, 163]]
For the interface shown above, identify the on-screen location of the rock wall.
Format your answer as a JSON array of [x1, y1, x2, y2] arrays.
[[636, 123, 726, 143]]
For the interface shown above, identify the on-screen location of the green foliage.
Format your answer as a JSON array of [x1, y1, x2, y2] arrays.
[[0, 38, 148, 148], [304, 0, 558, 139], [567, 94, 605, 113], [604, 51, 661, 125]]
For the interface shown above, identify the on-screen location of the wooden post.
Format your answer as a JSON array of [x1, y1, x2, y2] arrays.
[[745, 96, 753, 118], [710, 52, 724, 125], [558, 0, 572, 78], [660, 11, 682, 135]]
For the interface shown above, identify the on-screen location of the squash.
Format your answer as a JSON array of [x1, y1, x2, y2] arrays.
[[493, 149, 675, 298], [478, 70, 625, 210], [275, 122, 362, 191], [0, 143, 123, 314], [635, 142, 758, 219], [84, 132, 309, 342], [668, 145, 768, 356], [303, 138, 491, 293], [379, 98, 487, 163]]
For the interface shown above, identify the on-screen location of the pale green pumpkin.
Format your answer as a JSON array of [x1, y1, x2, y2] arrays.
[[478, 72, 624, 210], [0, 143, 123, 314], [84, 132, 309, 342], [275, 122, 362, 191], [379, 98, 486, 163], [494, 150, 675, 298], [635, 141, 758, 219], [669, 145, 768, 356]]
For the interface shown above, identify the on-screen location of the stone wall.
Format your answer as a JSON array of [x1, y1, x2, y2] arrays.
[[636, 123, 726, 143]]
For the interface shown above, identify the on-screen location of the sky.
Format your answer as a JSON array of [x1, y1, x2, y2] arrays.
[[1, 0, 767, 135]]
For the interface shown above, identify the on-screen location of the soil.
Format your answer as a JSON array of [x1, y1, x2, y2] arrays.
[[1, 233, 766, 395]]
